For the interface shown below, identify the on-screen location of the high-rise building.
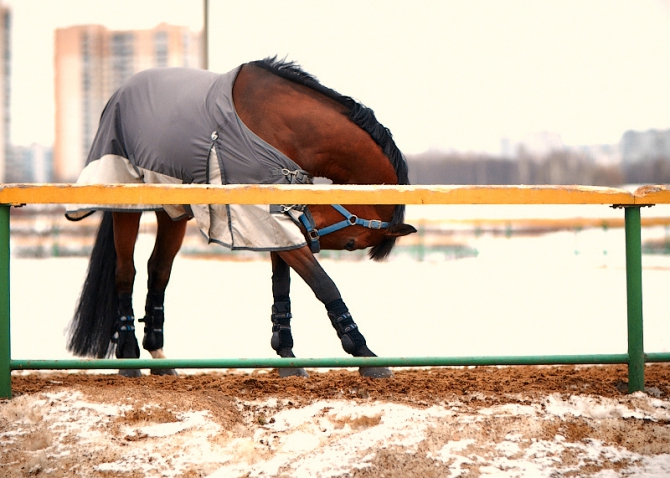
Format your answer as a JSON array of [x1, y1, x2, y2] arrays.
[[54, 23, 202, 182], [0, 7, 10, 183], [7, 144, 52, 183]]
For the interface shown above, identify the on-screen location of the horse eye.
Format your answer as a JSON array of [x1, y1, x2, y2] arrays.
[[345, 240, 356, 251]]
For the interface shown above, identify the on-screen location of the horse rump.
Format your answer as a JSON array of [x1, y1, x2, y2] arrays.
[[66, 211, 118, 358]]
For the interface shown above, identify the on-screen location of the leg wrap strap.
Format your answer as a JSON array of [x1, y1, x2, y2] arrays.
[[112, 315, 140, 359], [140, 307, 164, 351], [140, 292, 165, 351], [328, 311, 367, 354], [270, 300, 294, 353]]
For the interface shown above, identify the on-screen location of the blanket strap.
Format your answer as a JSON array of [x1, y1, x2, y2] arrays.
[[271, 168, 313, 185]]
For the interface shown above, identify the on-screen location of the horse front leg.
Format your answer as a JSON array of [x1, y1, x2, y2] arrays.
[[270, 252, 308, 377], [112, 212, 142, 377], [278, 247, 392, 378], [142, 210, 188, 376]]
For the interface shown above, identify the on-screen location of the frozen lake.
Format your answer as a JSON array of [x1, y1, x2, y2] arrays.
[[9, 203, 670, 362]]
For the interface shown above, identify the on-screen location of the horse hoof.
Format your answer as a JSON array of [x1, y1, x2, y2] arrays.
[[279, 367, 309, 378], [150, 368, 178, 376], [359, 367, 393, 379], [119, 368, 142, 378]]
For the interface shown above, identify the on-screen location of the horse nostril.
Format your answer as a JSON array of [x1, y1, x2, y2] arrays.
[[346, 240, 355, 251]]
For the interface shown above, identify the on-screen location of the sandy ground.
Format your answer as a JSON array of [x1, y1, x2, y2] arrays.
[[2, 364, 670, 477]]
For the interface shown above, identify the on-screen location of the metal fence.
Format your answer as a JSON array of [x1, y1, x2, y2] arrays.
[[2, 183, 670, 399]]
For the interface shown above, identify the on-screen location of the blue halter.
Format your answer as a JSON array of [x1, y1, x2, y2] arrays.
[[299, 204, 390, 253]]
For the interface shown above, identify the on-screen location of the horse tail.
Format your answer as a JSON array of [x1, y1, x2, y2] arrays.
[[66, 211, 118, 358]]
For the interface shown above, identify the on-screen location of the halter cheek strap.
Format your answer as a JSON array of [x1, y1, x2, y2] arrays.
[[270, 169, 390, 253], [298, 204, 390, 253]]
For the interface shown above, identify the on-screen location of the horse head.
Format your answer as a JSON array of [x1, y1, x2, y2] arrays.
[[300, 203, 416, 261], [237, 58, 417, 260]]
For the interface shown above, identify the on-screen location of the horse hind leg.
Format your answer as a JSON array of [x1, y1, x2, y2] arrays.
[[140, 291, 177, 376], [113, 293, 141, 377], [143, 211, 187, 376], [112, 212, 143, 378]]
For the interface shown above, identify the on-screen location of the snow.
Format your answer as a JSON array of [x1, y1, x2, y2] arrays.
[[137, 410, 212, 438], [3, 389, 670, 477]]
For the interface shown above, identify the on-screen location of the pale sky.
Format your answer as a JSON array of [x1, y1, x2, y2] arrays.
[[5, 0, 670, 155]]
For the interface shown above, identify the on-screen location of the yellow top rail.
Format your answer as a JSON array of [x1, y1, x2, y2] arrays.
[[2, 183, 669, 206]]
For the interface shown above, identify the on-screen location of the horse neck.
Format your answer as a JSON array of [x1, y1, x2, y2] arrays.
[[233, 64, 398, 185], [307, 133, 397, 185]]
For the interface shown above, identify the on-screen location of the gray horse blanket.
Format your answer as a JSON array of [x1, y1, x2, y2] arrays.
[[65, 66, 311, 251]]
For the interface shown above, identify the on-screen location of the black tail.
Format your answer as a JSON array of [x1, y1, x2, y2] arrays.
[[66, 212, 118, 358]]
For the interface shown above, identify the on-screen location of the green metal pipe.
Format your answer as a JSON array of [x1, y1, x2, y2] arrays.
[[0, 205, 10, 398], [624, 206, 645, 393], [11, 354, 632, 371], [644, 352, 670, 362]]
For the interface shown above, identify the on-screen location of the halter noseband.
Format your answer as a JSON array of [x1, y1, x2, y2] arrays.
[[274, 168, 390, 253], [299, 204, 390, 253]]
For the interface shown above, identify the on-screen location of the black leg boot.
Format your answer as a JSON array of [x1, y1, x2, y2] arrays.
[[271, 299, 308, 377], [112, 293, 141, 377], [326, 299, 393, 379], [140, 292, 177, 376]]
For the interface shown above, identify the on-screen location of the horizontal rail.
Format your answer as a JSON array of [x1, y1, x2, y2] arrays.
[[11, 354, 634, 370], [0, 183, 649, 206], [633, 185, 670, 205], [645, 353, 670, 362], [413, 217, 670, 229]]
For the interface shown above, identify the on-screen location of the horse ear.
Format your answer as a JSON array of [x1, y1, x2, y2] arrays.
[[386, 223, 417, 238]]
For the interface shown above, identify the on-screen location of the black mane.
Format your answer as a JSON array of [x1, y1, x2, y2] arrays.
[[250, 57, 409, 261]]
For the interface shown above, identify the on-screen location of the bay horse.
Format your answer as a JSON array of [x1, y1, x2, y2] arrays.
[[65, 58, 416, 378]]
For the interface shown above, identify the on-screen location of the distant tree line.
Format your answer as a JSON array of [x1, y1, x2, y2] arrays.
[[406, 150, 670, 186]]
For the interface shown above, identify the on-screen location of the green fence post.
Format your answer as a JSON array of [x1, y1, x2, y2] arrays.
[[0, 205, 11, 399], [624, 206, 645, 393]]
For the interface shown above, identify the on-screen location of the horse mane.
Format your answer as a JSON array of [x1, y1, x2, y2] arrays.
[[250, 57, 409, 261]]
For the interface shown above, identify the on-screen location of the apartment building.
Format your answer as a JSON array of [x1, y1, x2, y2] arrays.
[[54, 23, 202, 181]]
